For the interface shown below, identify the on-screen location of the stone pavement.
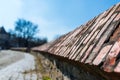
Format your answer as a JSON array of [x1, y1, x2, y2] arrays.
[[0, 50, 42, 80]]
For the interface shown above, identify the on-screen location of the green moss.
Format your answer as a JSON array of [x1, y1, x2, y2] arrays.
[[42, 76, 52, 80]]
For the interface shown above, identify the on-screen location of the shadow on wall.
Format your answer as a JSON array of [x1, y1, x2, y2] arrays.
[[32, 51, 105, 80]]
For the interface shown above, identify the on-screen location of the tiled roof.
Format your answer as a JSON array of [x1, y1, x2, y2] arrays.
[[33, 2, 120, 79]]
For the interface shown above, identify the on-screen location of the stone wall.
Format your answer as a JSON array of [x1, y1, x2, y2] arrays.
[[32, 51, 105, 80]]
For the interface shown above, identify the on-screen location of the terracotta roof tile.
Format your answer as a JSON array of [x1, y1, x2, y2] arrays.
[[32, 2, 120, 80]]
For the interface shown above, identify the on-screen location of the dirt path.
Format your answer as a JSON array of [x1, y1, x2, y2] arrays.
[[0, 50, 42, 80]]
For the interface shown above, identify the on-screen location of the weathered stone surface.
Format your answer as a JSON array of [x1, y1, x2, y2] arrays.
[[33, 52, 103, 80]]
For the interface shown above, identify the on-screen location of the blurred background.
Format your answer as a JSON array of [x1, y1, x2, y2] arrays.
[[0, 0, 119, 49]]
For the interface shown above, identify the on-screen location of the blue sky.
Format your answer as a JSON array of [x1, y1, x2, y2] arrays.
[[0, 0, 120, 41]]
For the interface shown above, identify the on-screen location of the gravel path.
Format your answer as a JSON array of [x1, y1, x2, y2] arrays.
[[0, 50, 42, 80]]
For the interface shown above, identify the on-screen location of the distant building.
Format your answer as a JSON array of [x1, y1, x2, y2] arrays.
[[0, 26, 9, 49]]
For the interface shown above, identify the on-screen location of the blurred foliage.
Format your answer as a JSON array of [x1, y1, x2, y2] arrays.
[[8, 19, 47, 49]]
